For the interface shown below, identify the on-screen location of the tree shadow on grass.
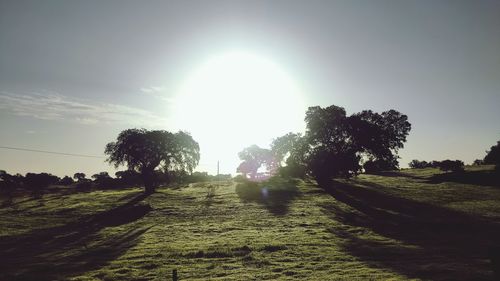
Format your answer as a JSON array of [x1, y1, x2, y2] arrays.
[[365, 170, 425, 180], [320, 180, 500, 281], [235, 178, 300, 216], [0, 192, 153, 280], [426, 170, 500, 188]]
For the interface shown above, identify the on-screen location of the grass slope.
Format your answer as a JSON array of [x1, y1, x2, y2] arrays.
[[1, 166, 499, 280]]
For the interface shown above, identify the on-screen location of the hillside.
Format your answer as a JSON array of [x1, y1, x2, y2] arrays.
[[1, 166, 499, 280]]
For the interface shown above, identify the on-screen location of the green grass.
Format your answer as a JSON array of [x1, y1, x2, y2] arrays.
[[1, 166, 499, 280]]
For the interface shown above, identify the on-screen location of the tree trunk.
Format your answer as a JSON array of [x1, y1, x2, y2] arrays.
[[141, 169, 155, 194]]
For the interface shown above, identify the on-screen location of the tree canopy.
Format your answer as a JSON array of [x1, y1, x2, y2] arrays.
[[237, 145, 276, 180], [484, 140, 500, 166], [269, 104, 411, 184], [73, 173, 86, 181], [436, 160, 464, 173], [105, 128, 200, 193]]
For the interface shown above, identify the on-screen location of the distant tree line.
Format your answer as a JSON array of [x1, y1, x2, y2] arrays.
[[0, 127, 243, 202], [408, 139, 500, 172], [0, 168, 230, 204], [408, 159, 465, 172]]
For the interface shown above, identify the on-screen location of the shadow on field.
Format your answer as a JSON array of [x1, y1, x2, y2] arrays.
[[235, 178, 300, 216], [367, 171, 425, 180], [321, 180, 500, 281], [0, 192, 153, 280], [427, 170, 500, 187]]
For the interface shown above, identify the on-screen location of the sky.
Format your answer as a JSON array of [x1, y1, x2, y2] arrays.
[[0, 0, 499, 177]]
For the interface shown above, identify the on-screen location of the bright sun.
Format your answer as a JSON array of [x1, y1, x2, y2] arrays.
[[173, 51, 305, 174]]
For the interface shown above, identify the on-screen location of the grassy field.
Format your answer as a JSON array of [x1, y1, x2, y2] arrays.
[[1, 166, 500, 280]]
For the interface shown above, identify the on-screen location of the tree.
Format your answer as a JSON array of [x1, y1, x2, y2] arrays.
[[271, 133, 308, 178], [237, 145, 276, 180], [73, 173, 92, 190], [0, 170, 17, 205], [484, 140, 500, 168], [73, 173, 86, 182], [297, 105, 411, 184], [271, 133, 304, 165], [115, 170, 141, 186], [24, 173, 60, 199], [363, 157, 399, 173], [437, 160, 464, 173], [59, 176, 74, 185], [92, 172, 114, 188], [409, 160, 432, 169], [237, 160, 259, 179], [105, 128, 200, 193], [348, 110, 411, 168], [473, 159, 484, 166]]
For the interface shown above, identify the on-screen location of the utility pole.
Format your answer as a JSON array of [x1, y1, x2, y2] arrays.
[[215, 160, 220, 188]]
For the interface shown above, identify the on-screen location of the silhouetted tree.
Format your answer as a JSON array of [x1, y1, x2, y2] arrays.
[[59, 176, 74, 185], [73, 173, 86, 182], [347, 109, 410, 168], [473, 159, 484, 166], [105, 128, 200, 193], [484, 141, 500, 170], [271, 133, 308, 178], [437, 160, 464, 173], [0, 170, 17, 205], [92, 172, 115, 188], [409, 159, 432, 169], [271, 133, 304, 165], [24, 173, 59, 199], [302, 105, 411, 184], [363, 157, 399, 173], [73, 172, 91, 190], [115, 170, 141, 186], [429, 160, 441, 168]]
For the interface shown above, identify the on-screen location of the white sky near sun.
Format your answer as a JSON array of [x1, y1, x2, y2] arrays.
[[172, 51, 306, 174]]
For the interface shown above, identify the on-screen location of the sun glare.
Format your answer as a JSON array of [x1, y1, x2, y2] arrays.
[[173, 51, 305, 174]]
